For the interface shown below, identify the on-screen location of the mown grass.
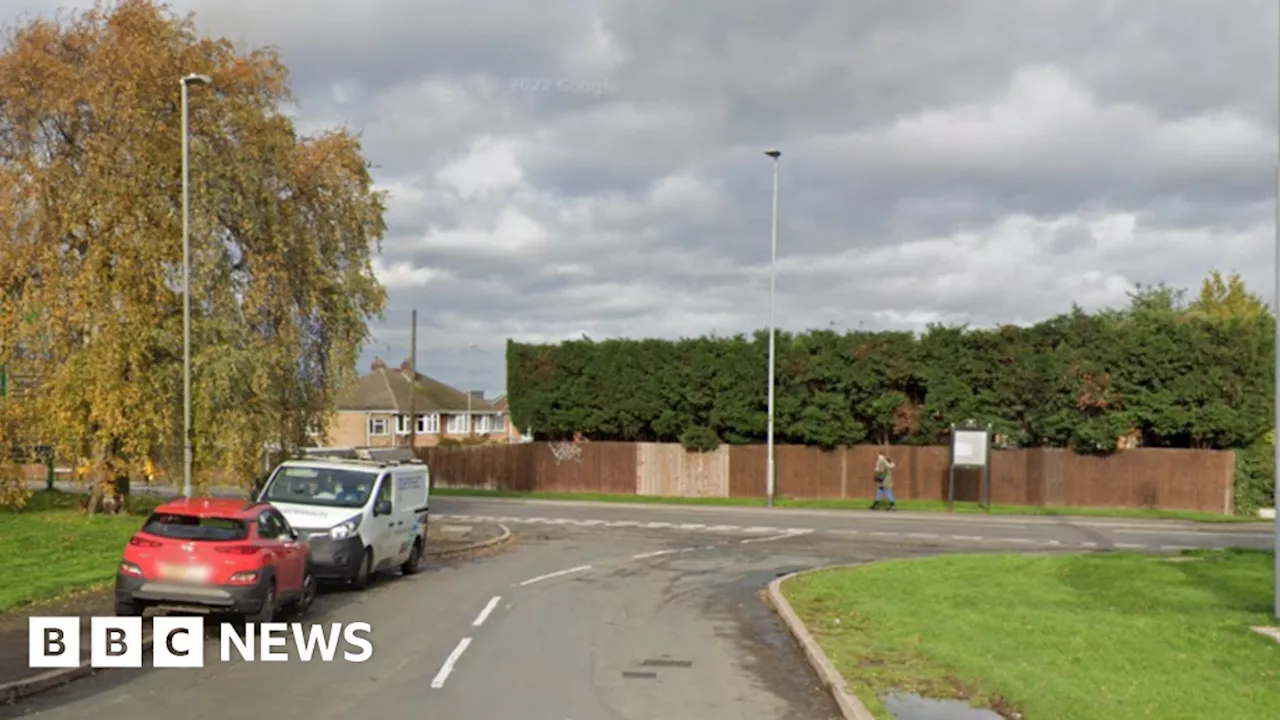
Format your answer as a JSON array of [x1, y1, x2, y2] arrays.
[[432, 487, 1265, 523], [0, 491, 154, 612], [783, 549, 1280, 720]]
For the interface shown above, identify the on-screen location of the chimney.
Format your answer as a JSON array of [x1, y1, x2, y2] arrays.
[[469, 390, 485, 401], [371, 357, 386, 372]]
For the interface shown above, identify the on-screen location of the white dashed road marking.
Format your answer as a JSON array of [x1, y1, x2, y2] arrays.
[[472, 596, 501, 627], [741, 529, 814, 544], [431, 638, 472, 689], [631, 549, 678, 559], [517, 564, 593, 587], [437, 514, 1250, 553]]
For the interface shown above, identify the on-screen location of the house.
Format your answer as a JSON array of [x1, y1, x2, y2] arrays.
[[488, 393, 529, 442], [317, 357, 513, 448]]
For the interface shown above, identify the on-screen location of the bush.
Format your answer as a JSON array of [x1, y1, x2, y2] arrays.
[[679, 426, 720, 452], [1234, 433, 1275, 516]]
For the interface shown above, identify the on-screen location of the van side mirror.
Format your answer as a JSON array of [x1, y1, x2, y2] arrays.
[[374, 500, 392, 516]]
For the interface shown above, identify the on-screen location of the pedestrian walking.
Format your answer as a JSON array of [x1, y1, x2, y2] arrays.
[[871, 450, 897, 510]]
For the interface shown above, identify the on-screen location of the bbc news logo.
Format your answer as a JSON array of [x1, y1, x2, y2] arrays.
[[29, 617, 373, 668]]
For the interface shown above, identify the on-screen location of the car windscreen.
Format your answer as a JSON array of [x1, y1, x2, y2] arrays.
[[263, 466, 379, 508], [142, 513, 248, 541]]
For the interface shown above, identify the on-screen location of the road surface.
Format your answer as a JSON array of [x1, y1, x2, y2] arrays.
[[2, 496, 1271, 719]]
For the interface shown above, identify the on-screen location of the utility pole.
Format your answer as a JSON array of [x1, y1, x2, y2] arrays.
[[408, 310, 418, 451], [180, 72, 211, 499]]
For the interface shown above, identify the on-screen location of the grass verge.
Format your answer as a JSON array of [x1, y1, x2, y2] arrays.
[[782, 549, 1279, 720], [0, 491, 152, 612], [431, 487, 1264, 523]]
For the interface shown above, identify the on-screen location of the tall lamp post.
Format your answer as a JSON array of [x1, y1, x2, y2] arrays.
[[764, 149, 781, 508], [181, 73, 212, 499], [1273, 42, 1279, 619]]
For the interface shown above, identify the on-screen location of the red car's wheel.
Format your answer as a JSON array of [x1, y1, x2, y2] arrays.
[[249, 583, 276, 624], [287, 571, 318, 615]]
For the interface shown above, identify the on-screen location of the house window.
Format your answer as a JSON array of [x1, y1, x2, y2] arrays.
[[368, 417, 389, 436], [395, 415, 412, 435], [487, 415, 506, 434], [445, 414, 468, 434], [418, 413, 440, 434]]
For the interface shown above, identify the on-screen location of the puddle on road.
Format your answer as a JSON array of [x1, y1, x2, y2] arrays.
[[881, 692, 1005, 720]]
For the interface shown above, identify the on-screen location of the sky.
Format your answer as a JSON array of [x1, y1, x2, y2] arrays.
[[6, 0, 1278, 397]]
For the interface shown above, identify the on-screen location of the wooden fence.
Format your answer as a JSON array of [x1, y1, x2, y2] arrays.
[[420, 442, 1237, 515]]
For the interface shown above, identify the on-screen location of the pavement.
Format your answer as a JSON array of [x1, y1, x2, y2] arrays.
[[1, 492, 1272, 720]]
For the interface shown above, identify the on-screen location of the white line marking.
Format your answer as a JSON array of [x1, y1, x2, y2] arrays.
[[705, 524, 740, 531], [869, 531, 899, 537], [676, 523, 706, 530], [644, 522, 673, 529], [431, 638, 472, 688], [1114, 543, 1147, 549], [472, 596, 501, 627], [950, 535, 984, 541], [999, 538, 1035, 544], [518, 564, 593, 586], [631, 549, 677, 559], [741, 530, 810, 544], [907, 532, 938, 539], [1117, 528, 1272, 538]]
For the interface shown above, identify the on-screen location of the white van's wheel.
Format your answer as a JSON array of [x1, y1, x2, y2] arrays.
[[402, 538, 423, 575], [351, 548, 372, 591]]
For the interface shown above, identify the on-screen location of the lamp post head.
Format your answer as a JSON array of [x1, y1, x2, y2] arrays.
[[182, 73, 213, 86], [764, 149, 781, 159]]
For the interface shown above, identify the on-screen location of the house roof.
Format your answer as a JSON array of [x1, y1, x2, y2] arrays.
[[491, 394, 509, 410], [337, 364, 503, 414]]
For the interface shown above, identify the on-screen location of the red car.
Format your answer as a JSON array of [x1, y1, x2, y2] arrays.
[[115, 498, 317, 622]]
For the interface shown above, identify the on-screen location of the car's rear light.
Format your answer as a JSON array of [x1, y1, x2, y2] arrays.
[[228, 571, 258, 585], [119, 561, 143, 577], [215, 546, 261, 555], [129, 536, 162, 548]]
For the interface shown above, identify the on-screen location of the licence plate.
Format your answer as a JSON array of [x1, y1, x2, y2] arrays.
[[156, 563, 211, 582]]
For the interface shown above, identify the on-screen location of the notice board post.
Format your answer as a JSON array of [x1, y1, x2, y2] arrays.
[[948, 420, 992, 513]]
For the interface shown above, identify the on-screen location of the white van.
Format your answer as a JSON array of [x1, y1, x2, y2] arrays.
[[256, 449, 430, 589]]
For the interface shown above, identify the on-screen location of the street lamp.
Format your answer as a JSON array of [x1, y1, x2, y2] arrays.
[[181, 73, 211, 499], [1273, 45, 1279, 619], [764, 149, 780, 508]]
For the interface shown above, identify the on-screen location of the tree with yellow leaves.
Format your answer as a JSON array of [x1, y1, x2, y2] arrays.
[[0, 0, 387, 509], [1188, 269, 1270, 321]]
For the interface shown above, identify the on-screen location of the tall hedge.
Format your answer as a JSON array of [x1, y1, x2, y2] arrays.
[[507, 307, 1273, 458]]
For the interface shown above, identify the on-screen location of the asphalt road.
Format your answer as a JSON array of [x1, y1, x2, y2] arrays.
[[4, 494, 1272, 719]]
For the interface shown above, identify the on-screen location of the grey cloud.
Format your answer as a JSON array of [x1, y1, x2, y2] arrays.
[[3, 0, 1274, 395]]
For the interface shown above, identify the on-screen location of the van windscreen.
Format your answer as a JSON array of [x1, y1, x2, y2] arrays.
[[264, 466, 379, 508]]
